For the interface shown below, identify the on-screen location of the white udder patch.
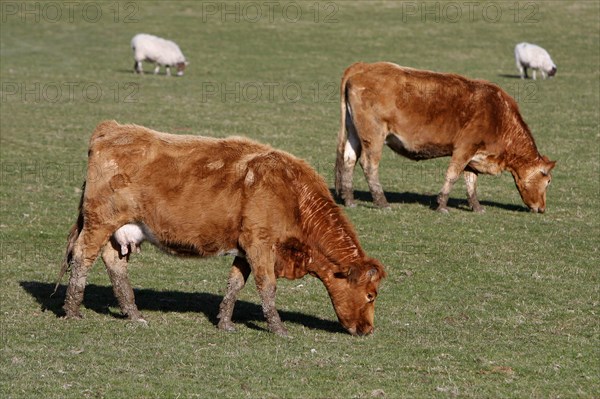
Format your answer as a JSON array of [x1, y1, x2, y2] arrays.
[[217, 248, 241, 257], [113, 223, 156, 256], [344, 140, 357, 163]]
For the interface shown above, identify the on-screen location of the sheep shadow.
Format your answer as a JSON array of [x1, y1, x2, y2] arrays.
[[497, 73, 524, 79], [115, 68, 183, 77], [331, 189, 528, 213], [19, 281, 345, 334]]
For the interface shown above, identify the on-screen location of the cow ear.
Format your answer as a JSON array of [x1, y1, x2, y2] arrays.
[[367, 268, 379, 282], [541, 156, 556, 172]]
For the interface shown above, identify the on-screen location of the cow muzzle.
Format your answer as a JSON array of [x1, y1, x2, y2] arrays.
[[346, 324, 374, 336]]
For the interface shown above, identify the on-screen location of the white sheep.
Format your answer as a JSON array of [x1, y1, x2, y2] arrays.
[[131, 33, 188, 76], [113, 223, 146, 256], [515, 42, 557, 80]]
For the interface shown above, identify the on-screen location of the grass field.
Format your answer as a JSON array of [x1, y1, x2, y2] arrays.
[[1, 1, 598, 398]]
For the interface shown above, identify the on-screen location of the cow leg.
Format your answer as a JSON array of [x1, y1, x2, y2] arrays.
[[464, 170, 485, 213], [437, 157, 468, 213], [353, 117, 388, 208], [63, 227, 113, 318], [101, 238, 145, 323], [217, 256, 251, 332], [339, 119, 362, 207], [244, 244, 287, 336], [255, 273, 287, 336]]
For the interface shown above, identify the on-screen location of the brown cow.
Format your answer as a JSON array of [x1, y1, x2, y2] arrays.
[[59, 121, 386, 336], [335, 62, 556, 213]]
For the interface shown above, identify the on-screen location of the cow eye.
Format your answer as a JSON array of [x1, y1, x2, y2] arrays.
[[366, 293, 375, 303]]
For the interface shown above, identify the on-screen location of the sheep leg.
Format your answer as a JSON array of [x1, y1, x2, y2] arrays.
[[153, 64, 160, 75], [134, 61, 144, 75], [165, 66, 171, 77], [518, 64, 527, 79]]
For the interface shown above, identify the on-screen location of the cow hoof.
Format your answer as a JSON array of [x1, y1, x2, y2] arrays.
[[63, 308, 83, 319], [436, 206, 449, 214], [344, 200, 357, 208], [217, 320, 237, 332], [374, 201, 390, 209], [473, 206, 485, 214], [271, 325, 289, 337], [126, 310, 145, 320]]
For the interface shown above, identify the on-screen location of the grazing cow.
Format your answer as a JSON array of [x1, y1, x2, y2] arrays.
[[335, 62, 556, 213], [515, 42, 557, 80], [58, 121, 386, 336]]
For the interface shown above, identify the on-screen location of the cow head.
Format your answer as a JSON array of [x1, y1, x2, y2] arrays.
[[323, 258, 386, 336], [514, 155, 556, 213]]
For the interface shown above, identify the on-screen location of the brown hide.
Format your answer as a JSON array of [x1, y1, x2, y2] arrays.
[[335, 62, 556, 213], [62, 121, 385, 336]]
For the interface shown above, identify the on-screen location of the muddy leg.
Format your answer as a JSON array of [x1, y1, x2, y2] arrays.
[[464, 170, 484, 213], [339, 114, 362, 207], [256, 275, 287, 336], [351, 110, 389, 208], [437, 159, 466, 213], [246, 246, 287, 336], [217, 256, 251, 332], [63, 228, 112, 318], [359, 140, 388, 208], [102, 238, 145, 322]]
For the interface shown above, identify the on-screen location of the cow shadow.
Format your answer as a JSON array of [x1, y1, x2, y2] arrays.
[[331, 189, 528, 213], [19, 281, 345, 334]]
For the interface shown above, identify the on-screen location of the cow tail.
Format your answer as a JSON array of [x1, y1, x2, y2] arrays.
[[51, 182, 85, 297], [334, 73, 351, 196]]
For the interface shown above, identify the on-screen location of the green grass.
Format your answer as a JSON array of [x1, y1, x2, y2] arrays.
[[1, 1, 598, 398]]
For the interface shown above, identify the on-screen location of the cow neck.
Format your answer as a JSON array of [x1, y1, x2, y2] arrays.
[[501, 108, 542, 179], [296, 183, 364, 275]]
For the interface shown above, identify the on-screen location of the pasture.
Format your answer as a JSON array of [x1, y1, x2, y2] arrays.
[[1, 1, 598, 398]]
